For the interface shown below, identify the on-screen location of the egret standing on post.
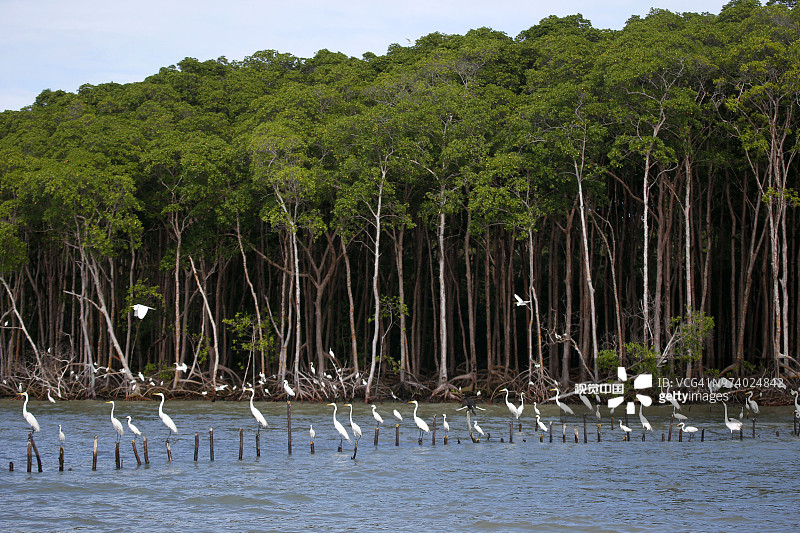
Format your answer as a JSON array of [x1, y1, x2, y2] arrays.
[[344, 403, 362, 444], [155, 392, 178, 441], [327, 403, 350, 448], [18, 392, 40, 432], [126, 416, 142, 442], [371, 405, 384, 427], [408, 400, 430, 441], [58, 424, 66, 444], [283, 379, 296, 399], [105, 401, 125, 442], [246, 387, 269, 434]]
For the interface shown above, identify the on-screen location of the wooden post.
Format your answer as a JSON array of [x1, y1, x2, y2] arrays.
[[310, 440, 315, 454], [239, 428, 244, 460], [166, 440, 172, 462], [467, 412, 476, 443], [115, 442, 121, 469], [194, 433, 199, 461], [739, 426, 743, 440], [209, 428, 215, 461], [549, 421, 553, 443], [287, 402, 292, 456], [444, 435, 448, 445], [574, 427, 579, 443], [700, 428, 705, 442], [59, 447, 65, 471], [29, 433, 42, 472], [351, 442, 358, 460], [432, 416, 436, 446], [132, 440, 142, 466], [92, 436, 98, 471], [374, 427, 379, 447], [509, 421, 513, 444], [561, 424, 566, 443], [583, 414, 587, 443], [395, 424, 400, 446], [27, 438, 32, 473], [143, 436, 149, 464], [9, 462, 13, 472], [668, 414, 674, 442], [752, 418, 756, 439], [256, 432, 261, 457], [678, 427, 682, 442], [597, 424, 601, 442]]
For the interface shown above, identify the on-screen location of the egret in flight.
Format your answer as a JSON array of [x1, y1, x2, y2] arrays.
[[155, 392, 178, 441], [327, 403, 350, 448], [344, 404, 362, 444], [245, 388, 269, 434], [408, 400, 430, 440], [513, 293, 530, 307], [126, 416, 143, 441], [18, 392, 40, 432], [131, 304, 154, 319], [105, 401, 125, 442]]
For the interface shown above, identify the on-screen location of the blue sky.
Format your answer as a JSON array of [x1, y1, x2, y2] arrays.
[[1, 0, 729, 112]]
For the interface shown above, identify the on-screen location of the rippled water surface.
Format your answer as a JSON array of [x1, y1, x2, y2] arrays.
[[0, 399, 798, 531]]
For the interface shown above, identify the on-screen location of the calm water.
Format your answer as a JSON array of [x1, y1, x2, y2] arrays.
[[0, 399, 798, 532]]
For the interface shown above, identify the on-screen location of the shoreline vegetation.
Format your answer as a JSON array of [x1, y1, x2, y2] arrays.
[[2, 2, 800, 403]]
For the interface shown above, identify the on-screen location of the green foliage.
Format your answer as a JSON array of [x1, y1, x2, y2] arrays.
[[597, 349, 620, 375], [624, 342, 659, 376], [670, 310, 715, 364]]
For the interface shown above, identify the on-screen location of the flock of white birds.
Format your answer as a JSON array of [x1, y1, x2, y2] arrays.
[[13, 386, 800, 449]]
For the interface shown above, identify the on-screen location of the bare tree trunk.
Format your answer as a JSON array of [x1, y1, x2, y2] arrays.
[[437, 210, 448, 389]]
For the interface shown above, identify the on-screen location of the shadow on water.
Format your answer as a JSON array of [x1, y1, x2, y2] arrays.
[[1, 400, 798, 531]]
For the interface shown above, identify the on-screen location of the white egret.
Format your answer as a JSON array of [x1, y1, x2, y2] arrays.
[[18, 392, 41, 432], [638, 403, 652, 432], [579, 393, 593, 413], [47, 390, 56, 404], [746, 391, 759, 415], [344, 403, 362, 443], [532, 402, 541, 417], [595, 404, 601, 420], [408, 400, 430, 440], [722, 402, 743, 434], [174, 362, 188, 373], [442, 414, 450, 435], [154, 392, 178, 440], [550, 387, 574, 417], [665, 383, 682, 411], [516, 392, 525, 419], [105, 401, 125, 441], [672, 406, 688, 421], [513, 293, 530, 307], [371, 405, 384, 426], [126, 416, 142, 441], [500, 388, 517, 419], [791, 390, 800, 418], [535, 414, 548, 432], [619, 420, 632, 438], [245, 388, 269, 433], [326, 403, 350, 447], [393, 409, 403, 421], [58, 424, 66, 444], [283, 379, 296, 398], [676, 422, 698, 440], [131, 304, 154, 319], [309, 424, 316, 443], [473, 420, 485, 437], [310, 362, 316, 375]]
